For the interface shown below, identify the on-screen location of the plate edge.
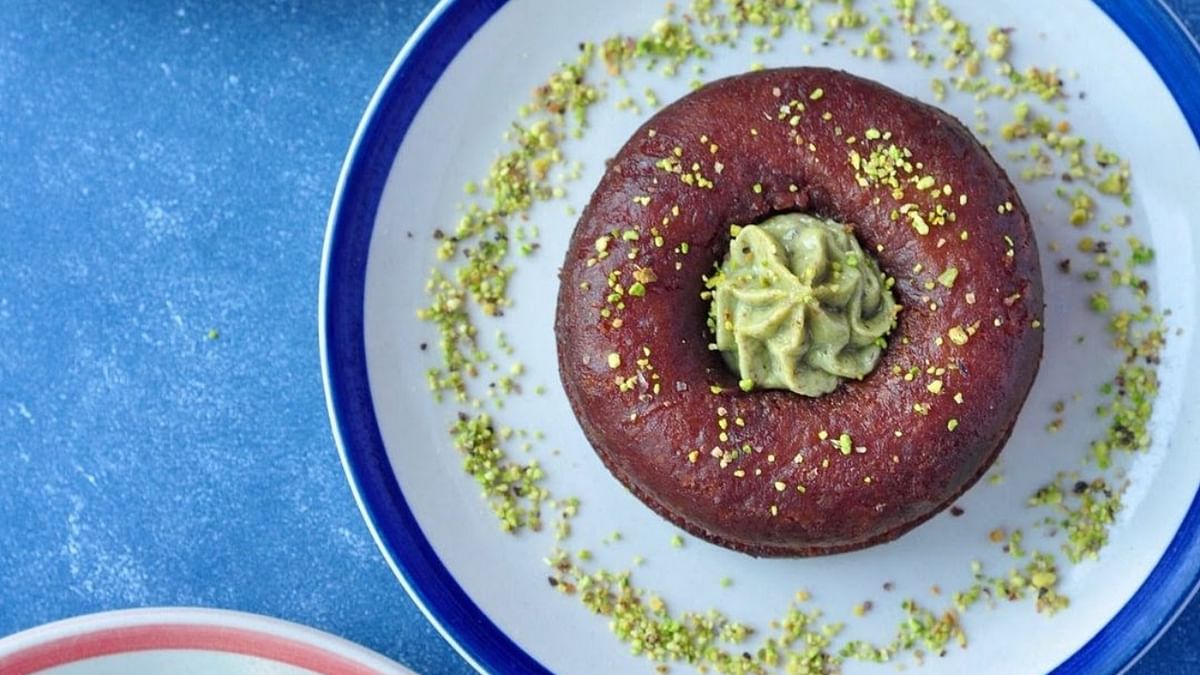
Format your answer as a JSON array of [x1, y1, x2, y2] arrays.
[[317, 0, 545, 673], [1052, 4, 1200, 674]]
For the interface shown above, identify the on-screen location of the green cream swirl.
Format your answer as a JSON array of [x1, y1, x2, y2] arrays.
[[709, 213, 898, 397]]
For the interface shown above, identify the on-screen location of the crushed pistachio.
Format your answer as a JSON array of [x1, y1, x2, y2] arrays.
[[837, 432, 853, 456], [451, 413, 548, 533]]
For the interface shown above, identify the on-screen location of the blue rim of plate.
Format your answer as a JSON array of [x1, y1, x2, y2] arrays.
[[318, 1, 1200, 673]]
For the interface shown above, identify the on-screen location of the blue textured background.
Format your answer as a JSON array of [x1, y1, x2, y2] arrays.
[[0, 2, 1195, 673]]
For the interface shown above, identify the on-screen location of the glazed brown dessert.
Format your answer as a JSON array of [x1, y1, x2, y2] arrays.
[[555, 67, 1043, 557]]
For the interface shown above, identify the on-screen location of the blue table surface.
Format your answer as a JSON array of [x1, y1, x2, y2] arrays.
[[1, 2, 1196, 673]]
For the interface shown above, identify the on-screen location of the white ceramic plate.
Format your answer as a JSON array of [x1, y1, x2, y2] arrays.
[[320, 1, 1200, 673], [0, 608, 411, 675]]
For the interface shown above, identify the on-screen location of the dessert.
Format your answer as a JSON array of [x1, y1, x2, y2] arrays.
[[555, 67, 1044, 557]]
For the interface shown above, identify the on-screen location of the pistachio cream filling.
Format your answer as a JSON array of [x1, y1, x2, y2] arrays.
[[710, 212, 898, 396]]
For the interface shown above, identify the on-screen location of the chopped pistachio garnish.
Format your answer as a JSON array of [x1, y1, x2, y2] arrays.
[[451, 414, 548, 533], [837, 432, 853, 456], [1088, 291, 1110, 313]]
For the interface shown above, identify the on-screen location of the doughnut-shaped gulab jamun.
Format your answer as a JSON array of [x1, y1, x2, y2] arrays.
[[556, 67, 1043, 557]]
